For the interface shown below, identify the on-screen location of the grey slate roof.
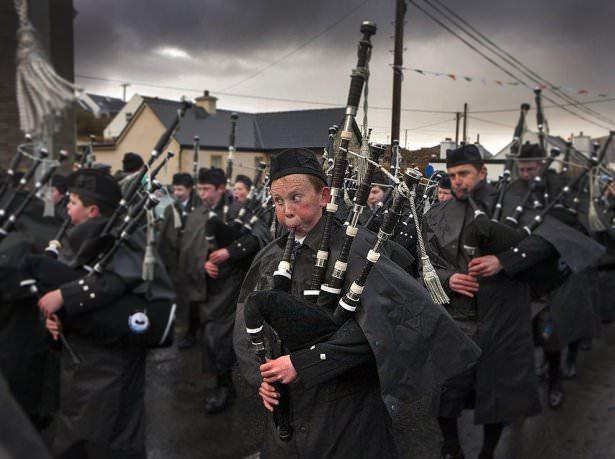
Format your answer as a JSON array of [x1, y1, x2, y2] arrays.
[[142, 96, 345, 151], [82, 93, 125, 115]]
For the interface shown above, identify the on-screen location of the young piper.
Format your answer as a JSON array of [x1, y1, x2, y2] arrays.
[[234, 149, 479, 458], [437, 174, 453, 202], [179, 168, 269, 413], [232, 174, 252, 205], [159, 173, 198, 348], [39, 168, 174, 459]]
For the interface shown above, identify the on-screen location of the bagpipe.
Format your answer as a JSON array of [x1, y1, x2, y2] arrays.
[[0, 145, 49, 223], [504, 147, 561, 226], [243, 20, 378, 442], [462, 130, 615, 258], [491, 103, 530, 222], [204, 114, 274, 250], [20, 180, 175, 350], [0, 134, 30, 202], [19, 104, 193, 352], [204, 112, 240, 251], [0, 150, 68, 240]]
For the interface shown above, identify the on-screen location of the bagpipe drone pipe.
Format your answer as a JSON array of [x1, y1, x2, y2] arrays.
[[244, 21, 378, 442], [491, 103, 530, 222], [243, 171, 421, 393], [462, 135, 608, 293], [204, 161, 270, 250]]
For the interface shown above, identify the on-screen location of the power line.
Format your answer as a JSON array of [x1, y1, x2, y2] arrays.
[[473, 97, 615, 114], [418, 0, 614, 128], [428, 0, 615, 126], [76, 73, 456, 113], [468, 115, 514, 129], [408, 0, 612, 130], [219, 0, 372, 91], [76, 73, 615, 118]]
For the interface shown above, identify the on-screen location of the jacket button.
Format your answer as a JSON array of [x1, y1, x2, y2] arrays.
[[89, 293, 96, 299], [299, 426, 307, 433]]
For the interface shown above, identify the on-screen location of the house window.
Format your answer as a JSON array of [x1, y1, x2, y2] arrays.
[[211, 155, 222, 168]]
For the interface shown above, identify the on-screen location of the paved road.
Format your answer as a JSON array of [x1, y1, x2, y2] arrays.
[[146, 325, 615, 459]]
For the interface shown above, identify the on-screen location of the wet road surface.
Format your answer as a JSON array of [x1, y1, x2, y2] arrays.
[[146, 325, 615, 458]]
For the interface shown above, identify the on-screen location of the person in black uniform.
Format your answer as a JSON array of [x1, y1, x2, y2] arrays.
[[232, 174, 252, 205], [505, 143, 603, 407], [200, 168, 269, 413], [423, 145, 561, 459], [437, 174, 453, 202], [38, 168, 174, 458], [158, 172, 200, 349], [234, 149, 480, 458]]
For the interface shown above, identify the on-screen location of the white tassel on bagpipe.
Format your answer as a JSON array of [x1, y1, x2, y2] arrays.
[[588, 167, 607, 232], [142, 208, 156, 281], [14, 0, 99, 137], [407, 187, 449, 305]]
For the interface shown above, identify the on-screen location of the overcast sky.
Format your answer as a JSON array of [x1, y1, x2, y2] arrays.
[[73, 0, 615, 153]]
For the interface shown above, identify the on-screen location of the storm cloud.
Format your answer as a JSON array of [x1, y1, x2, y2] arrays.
[[73, 0, 615, 152]]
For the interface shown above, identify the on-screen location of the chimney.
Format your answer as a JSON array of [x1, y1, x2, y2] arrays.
[[195, 90, 217, 114], [440, 138, 456, 160]]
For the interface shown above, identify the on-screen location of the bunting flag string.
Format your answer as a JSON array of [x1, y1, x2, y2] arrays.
[[402, 66, 609, 97]]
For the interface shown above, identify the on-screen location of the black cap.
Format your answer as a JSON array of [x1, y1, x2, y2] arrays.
[[234, 174, 252, 189], [172, 173, 194, 188], [519, 142, 545, 160], [122, 152, 144, 173], [371, 169, 389, 187], [438, 174, 451, 189], [51, 174, 68, 194], [198, 167, 226, 186], [92, 163, 112, 174], [270, 148, 326, 184], [67, 168, 122, 209], [446, 144, 484, 168]]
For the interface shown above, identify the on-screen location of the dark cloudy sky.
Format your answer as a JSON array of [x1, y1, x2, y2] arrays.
[[73, 0, 615, 153]]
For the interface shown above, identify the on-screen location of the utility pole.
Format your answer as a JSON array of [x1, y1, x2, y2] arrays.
[[390, 0, 406, 157], [455, 112, 461, 146], [462, 102, 468, 144], [121, 83, 131, 102]]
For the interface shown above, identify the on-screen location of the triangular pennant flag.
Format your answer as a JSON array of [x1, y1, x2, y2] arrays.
[[598, 93, 608, 98], [464, 76, 472, 82], [578, 89, 589, 95], [448, 74, 456, 80], [495, 80, 503, 86], [415, 69, 424, 75]]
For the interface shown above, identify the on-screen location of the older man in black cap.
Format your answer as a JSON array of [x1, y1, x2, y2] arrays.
[[234, 148, 480, 458], [422, 144, 561, 459]]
